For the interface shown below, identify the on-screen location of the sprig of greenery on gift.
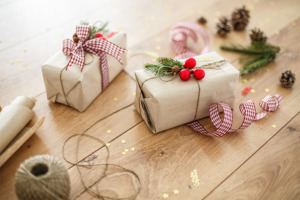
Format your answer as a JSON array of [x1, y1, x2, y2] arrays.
[[80, 21, 109, 40], [220, 41, 280, 75], [144, 57, 183, 76]]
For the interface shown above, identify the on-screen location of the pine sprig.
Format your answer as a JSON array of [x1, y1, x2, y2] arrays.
[[144, 57, 183, 76], [220, 41, 280, 75], [80, 21, 109, 39]]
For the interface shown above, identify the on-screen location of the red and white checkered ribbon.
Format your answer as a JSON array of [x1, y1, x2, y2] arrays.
[[62, 25, 126, 90], [187, 94, 283, 137], [170, 22, 210, 60]]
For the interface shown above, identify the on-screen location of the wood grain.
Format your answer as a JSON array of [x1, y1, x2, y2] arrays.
[[0, 0, 299, 199], [205, 113, 300, 200]]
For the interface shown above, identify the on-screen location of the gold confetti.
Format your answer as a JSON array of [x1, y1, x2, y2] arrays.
[[121, 151, 127, 155], [162, 193, 169, 199], [0, 40, 2, 43], [124, 149, 129, 153], [272, 124, 277, 128], [106, 143, 111, 147], [18, 66, 23, 70], [28, 66, 32, 69], [243, 79, 248, 83], [275, 31, 279, 35], [265, 88, 270, 93], [10, 61, 15, 64], [149, 16, 156, 21], [152, 58, 156, 62], [254, 0, 259, 2], [214, 11, 220, 17], [248, 4, 254, 10], [250, 78, 255, 82], [292, 21, 296, 26], [106, 130, 112, 134], [191, 169, 200, 186], [265, 18, 270, 23], [23, 49, 27, 52], [113, 97, 118, 101], [17, 59, 22, 63], [265, 68, 270, 72], [272, 12, 277, 17], [269, 2, 274, 6], [121, 139, 126, 144], [130, 147, 135, 151], [144, 51, 159, 58], [156, 46, 161, 51], [173, 189, 180, 194], [132, 92, 136, 96], [250, 89, 256, 93], [155, 38, 161, 42], [260, 22, 264, 28]]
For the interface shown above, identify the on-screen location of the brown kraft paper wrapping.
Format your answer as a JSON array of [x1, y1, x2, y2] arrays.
[[134, 52, 239, 134], [42, 32, 127, 112]]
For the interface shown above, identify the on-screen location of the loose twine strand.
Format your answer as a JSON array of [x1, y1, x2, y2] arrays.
[[62, 103, 141, 200]]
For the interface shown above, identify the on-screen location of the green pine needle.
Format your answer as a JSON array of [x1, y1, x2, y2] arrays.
[[220, 42, 280, 75], [80, 21, 109, 39], [144, 57, 183, 76]]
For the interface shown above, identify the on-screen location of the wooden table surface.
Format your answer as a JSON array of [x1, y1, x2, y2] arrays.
[[0, 0, 299, 199]]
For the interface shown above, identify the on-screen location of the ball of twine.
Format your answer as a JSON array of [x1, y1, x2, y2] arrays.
[[15, 154, 70, 200]]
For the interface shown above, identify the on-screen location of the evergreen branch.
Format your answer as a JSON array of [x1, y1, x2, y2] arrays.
[[80, 21, 109, 39], [240, 56, 274, 75], [157, 57, 183, 67], [220, 42, 280, 76], [144, 64, 172, 76]]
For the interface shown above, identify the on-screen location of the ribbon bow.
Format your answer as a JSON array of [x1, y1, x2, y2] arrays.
[[62, 25, 126, 90], [170, 22, 210, 60]]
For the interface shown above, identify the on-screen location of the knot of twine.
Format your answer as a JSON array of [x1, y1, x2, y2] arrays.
[[170, 22, 210, 59], [15, 154, 70, 200]]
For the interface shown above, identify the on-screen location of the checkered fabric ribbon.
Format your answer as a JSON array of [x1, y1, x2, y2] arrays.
[[170, 22, 210, 60], [187, 94, 283, 137], [62, 25, 126, 90]]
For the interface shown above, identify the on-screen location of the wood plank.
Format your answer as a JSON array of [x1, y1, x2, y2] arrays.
[[0, 72, 142, 199], [205, 113, 300, 200], [70, 18, 300, 199]]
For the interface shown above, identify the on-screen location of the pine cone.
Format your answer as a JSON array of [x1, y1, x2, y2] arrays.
[[231, 5, 250, 31], [198, 16, 207, 25], [216, 17, 231, 37], [280, 70, 295, 88], [250, 28, 267, 44]]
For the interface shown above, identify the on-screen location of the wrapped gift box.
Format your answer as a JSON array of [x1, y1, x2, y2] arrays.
[[134, 52, 239, 133], [42, 32, 126, 112]]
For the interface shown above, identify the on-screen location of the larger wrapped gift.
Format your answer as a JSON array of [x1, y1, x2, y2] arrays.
[[42, 25, 126, 112], [134, 52, 239, 133]]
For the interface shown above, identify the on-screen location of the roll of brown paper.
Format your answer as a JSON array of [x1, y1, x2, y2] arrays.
[[0, 96, 36, 153]]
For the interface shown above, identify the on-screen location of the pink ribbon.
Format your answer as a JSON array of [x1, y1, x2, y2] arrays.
[[62, 25, 126, 90], [187, 94, 283, 137], [170, 22, 210, 60]]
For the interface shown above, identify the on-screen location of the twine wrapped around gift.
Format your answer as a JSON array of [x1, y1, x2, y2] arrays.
[[62, 25, 126, 90]]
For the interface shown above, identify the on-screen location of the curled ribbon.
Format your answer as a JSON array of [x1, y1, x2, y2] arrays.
[[187, 94, 283, 137], [62, 25, 126, 90], [170, 22, 210, 60]]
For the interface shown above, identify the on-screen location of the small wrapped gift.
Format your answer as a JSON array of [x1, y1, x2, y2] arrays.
[[42, 25, 126, 112], [134, 52, 239, 133]]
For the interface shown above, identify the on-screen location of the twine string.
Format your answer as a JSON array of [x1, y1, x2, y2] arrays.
[[63, 103, 141, 200]]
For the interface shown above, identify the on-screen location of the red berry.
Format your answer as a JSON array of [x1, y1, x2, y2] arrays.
[[193, 69, 205, 80], [183, 58, 197, 69], [95, 32, 103, 38], [179, 69, 191, 81]]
